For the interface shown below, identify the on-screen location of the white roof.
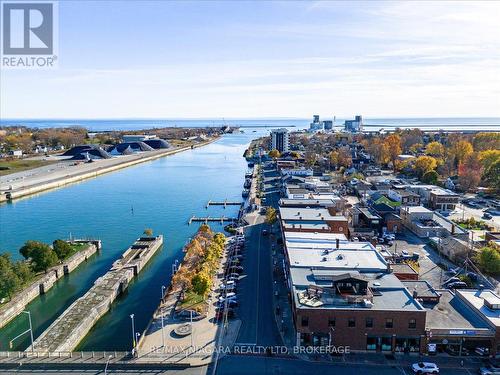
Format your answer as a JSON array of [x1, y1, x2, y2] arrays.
[[457, 290, 500, 327], [286, 243, 387, 272], [405, 206, 432, 214]]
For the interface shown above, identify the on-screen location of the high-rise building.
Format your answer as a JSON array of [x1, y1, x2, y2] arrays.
[[323, 120, 333, 130], [271, 128, 289, 153], [344, 115, 363, 132], [309, 115, 323, 131]]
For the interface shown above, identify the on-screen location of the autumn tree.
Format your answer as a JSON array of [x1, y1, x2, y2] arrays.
[[414, 156, 438, 177], [400, 129, 423, 153], [268, 149, 280, 159], [458, 152, 483, 192], [337, 146, 353, 168], [450, 140, 473, 169], [473, 132, 500, 152], [425, 141, 445, 158], [384, 134, 402, 171]]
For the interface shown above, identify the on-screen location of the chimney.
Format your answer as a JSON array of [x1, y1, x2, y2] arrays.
[[336, 238, 340, 249]]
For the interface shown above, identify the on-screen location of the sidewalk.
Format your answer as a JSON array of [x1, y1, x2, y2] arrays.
[[137, 240, 241, 366]]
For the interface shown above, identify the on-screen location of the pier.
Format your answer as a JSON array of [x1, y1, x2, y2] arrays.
[[205, 199, 243, 209], [30, 235, 163, 353], [188, 216, 237, 225]]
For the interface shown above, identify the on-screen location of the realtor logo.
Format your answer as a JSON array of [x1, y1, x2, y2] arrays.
[[1, 1, 58, 68]]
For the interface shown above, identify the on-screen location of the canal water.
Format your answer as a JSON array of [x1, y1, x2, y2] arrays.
[[0, 129, 269, 351]]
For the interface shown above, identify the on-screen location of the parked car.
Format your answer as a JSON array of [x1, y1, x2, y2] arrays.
[[227, 266, 244, 273], [479, 365, 500, 375], [467, 272, 479, 281], [411, 362, 439, 374], [475, 347, 490, 356], [447, 281, 468, 289], [262, 229, 269, 236], [443, 277, 461, 285], [216, 299, 238, 308], [483, 213, 493, 220], [227, 273, 241, 279], [215, 308, 234, 320]]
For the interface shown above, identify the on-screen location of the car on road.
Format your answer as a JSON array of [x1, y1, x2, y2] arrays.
[[475, 347, 490, 356], [226, 265, 244, 273], [411, 362, 439, 374], [447, 281, 468, 289], [483, 213, 493, 220]]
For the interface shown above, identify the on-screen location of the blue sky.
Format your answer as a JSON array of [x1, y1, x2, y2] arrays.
[[1, 0, 499, 119]]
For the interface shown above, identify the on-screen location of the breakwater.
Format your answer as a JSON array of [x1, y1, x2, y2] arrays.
[[0, 241, 100, 330], [31, 235, 163, 353], [0, 138, 218, 203]]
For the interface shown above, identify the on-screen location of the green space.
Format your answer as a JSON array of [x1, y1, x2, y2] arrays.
[[0, 159, 57, 176], [453, 217, 492, 231]]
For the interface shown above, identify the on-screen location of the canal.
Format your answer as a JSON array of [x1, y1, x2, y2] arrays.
[[0, 130, 268, 351]]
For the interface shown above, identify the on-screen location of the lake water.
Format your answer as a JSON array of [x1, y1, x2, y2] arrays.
[[1, 117, 500, 131], [0, 130, 268, 351]]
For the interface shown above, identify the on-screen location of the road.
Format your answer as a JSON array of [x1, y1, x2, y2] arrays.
[[215, 355, 475, 375], [233, 163, 282, 347]]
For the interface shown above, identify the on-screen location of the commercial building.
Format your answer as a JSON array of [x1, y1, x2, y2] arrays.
[[344, 115, 363, 133], [323, 120, 333, 130], [400, 206, 468, 240], [406, 185, 459, 212], [279, 206, 348, 235], [283, 234, 426, 352], [271, 128, 290, 153], [309, 115, 323, 132]]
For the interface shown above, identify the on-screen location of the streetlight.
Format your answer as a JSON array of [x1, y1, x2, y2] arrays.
[[9, 310, 34, 353], [160, 286, 166, 350], [129, 314, 136, 351], [104, 354, 113, 375]]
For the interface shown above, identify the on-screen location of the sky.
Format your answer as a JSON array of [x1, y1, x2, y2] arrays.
[[1, 0, 500, 119]]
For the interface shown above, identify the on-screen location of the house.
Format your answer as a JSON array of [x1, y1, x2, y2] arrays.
[[8, 150, 22, 157], [348, 206, 382, 238], [406, 185, 459, 212], [388, 189, 421, 206]]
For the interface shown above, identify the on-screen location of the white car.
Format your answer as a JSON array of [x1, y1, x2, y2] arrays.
[[480, 365, 500, 375], [412, 362, 439, 374]]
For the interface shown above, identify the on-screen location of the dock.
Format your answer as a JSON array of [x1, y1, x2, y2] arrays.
[[188, 216, 237, 225], [206, 199, 243, 209], [30, 235, 163, 353]]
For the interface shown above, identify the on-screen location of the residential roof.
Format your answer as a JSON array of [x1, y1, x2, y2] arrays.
[[391, 263, 418, 275], [401, 280, 439, 298]]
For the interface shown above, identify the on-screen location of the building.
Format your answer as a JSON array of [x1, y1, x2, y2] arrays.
[[309, 115, 323, 132], [344, 115, 363, 133], [387, 189, 421, 206], [400, 206, 468, 239], [423, 289, 499, 355], [271, 128, 289, 153], [323, 120, 333, 130], [406, 185, 459, 212], [8, 150, 22, 157], [283, 235, 426, 352], [122, 134, 158, 142], [348, 206, 382, 238], [279, 206, 348, 235]]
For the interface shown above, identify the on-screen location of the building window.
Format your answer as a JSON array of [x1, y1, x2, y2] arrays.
[[348, 318, 356, 328], [301, 316, 309, 327], [328, 317, 335, 327], [408, 319, 416, 329], [365, 317, 373, 328], [385, 318, 393, 329]]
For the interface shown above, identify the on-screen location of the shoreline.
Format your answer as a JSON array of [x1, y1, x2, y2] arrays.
[[0, 137, 219, 203]]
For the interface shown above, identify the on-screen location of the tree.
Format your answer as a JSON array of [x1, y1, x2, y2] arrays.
[[422, 170, 439, 184], [414, 156, 438, 177], [0, 254, 21, 301], [12, 261, 34, 284], [191, 271, 211, 296], [425, 141, 445, 158], [290, 151, 300, 159], [265, 207, 277, 224], [450, 140, 473, 169], [329, 151, 339, 168], [19, 240, 58, 273], [384, 134, 402, 171], [458, 152, 483, 192], [268, 149, 280, 159], [143, 228, 153, 237], [400, 129, 423, 153], [479, 150, 500, 174], [52, 239, 73, 260], [304, 150, 317, 167], [483, 159, 500, 191], [473, 132, 500, 151], [337, 146, 352, 168], [476, 244, 500, 275]]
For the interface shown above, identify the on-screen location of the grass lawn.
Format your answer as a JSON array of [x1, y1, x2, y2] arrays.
[[178, 291, 205, 312], [0, 159, 57, 176]]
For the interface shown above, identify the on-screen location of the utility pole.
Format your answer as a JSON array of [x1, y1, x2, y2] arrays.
[[130, 314, 136, 351]]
